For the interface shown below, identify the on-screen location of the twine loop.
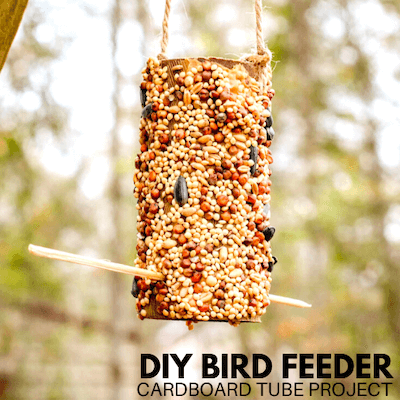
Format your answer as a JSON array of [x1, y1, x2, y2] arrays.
[[157, 0, 171, 61], [157, 0, 271, 88]]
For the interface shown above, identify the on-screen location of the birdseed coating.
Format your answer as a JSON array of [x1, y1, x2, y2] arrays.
[[133, 57, 276, 327]]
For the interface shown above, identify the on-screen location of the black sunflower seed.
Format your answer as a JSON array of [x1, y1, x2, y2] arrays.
[[141, 103, 153, 119], [266, 114, 273, 128], [250, 145, 258, 176], [263, 226, 276, 241], [267, 262, 274, 273], [174, 176, 189, 206], [140, 88, 147, 108], [266, 127, 275, 141], [267, 256, 278, 273], [131, 277, 139, 298]]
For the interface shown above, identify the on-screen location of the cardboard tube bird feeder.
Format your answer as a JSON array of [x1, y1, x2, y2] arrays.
[[133, 54, 276, 326], [26, 0, 311, 329]]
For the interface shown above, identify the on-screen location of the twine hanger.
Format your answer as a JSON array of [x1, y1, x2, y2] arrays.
[[157, 0, 272, 88]]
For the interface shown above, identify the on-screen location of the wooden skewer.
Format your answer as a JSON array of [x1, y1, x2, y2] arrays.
[[28, 244, 165, 281], [28, 244, 311, 309], [268, 294, 311, 308]]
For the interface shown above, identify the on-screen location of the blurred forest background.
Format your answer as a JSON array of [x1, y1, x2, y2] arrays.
[[1, 0, 400, 399]]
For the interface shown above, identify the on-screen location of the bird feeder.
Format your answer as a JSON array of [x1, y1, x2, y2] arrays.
[[27, 0, 310, 330]]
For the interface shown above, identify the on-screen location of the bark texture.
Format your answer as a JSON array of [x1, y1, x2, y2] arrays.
[[0, 0, 29, 73]]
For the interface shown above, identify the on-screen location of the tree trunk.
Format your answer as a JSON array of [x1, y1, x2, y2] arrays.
[[0, 0, 29, 73]]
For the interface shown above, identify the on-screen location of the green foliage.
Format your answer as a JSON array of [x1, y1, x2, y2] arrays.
[[0, 3, 95, 398]]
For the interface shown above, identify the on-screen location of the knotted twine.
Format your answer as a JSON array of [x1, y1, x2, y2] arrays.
[[157, 0, 272, 90]]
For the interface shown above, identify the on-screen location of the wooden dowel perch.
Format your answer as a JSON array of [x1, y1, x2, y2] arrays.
[[28, 244, 165, 281], [28, 244, 311, 309], [268, 294, 311, 308]]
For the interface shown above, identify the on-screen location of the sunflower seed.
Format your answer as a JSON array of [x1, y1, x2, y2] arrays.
[[140, 88, 147, 108], [266, 127, 275, 141], [250, 145, 258, 175], [268, 256, 278, 272], [141, 103, 153, 118], [173, 176, 189, 206], [131, 277, 139, 298], [263, 226, 276, 241]]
